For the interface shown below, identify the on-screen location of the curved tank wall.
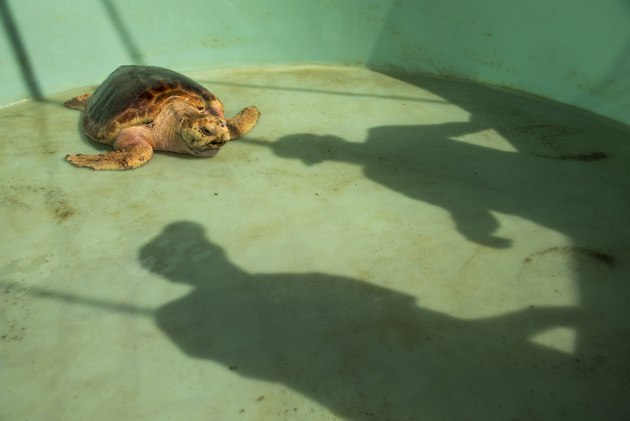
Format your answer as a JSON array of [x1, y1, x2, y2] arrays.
[[1, 0, 629, 126]]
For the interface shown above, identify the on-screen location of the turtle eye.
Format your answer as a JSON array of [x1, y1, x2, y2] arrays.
[[200, 126, 215, 136]]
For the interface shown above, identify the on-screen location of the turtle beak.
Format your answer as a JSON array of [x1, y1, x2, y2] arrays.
[[220, 120, 230, 141]]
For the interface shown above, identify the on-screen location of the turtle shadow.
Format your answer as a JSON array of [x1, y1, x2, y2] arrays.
[[139, 221, 626, 420], [68, 114, 110, 151]]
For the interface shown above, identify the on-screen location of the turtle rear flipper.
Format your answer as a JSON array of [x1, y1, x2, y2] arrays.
[[64, 93, 92, 111]]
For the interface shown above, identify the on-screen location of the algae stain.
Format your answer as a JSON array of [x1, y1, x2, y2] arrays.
[[0, 185, 77, 224], [44, 190, 76, 223], [525, 246, 616, 268], [506, 124, 607, 161]]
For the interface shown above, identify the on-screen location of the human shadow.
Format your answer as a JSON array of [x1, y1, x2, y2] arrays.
[[243, 70, 629, 261], [251, 120, 625, 252], [140, 221, 627, 420], [244, 81, 630, 366]]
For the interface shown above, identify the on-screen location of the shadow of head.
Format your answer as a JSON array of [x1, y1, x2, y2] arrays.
[[138, 221, 230, 285]]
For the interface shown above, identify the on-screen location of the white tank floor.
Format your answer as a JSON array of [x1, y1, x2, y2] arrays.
[[1, 65, 629, 420]]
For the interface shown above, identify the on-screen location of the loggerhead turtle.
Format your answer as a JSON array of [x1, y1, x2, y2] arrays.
[[64, 65, 260, 170]]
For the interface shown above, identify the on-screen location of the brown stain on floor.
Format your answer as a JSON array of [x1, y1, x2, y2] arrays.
[[0, 185, 77, 224], [506, 124, 607, 162], [525, 246, 616, 268], [532, 151, 607, 162]]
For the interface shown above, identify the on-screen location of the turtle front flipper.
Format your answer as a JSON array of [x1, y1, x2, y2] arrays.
[[66, 128, 154, 170], [64, 94, 92, 111], [226, 106, 260, 140]]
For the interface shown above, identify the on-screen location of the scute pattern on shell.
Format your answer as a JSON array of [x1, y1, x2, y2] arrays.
[[83, 65, 222, 141]]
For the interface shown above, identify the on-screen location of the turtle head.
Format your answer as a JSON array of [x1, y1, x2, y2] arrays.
[[180, 114, 231, 156]]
